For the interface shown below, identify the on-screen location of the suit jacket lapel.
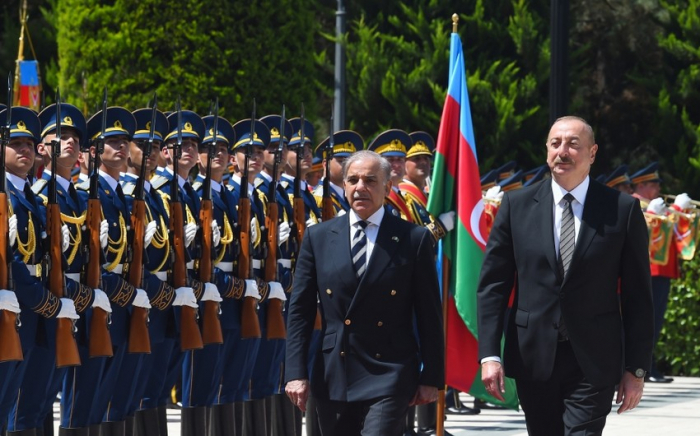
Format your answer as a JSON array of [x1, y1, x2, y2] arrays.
[[329, 214, 358, 291], [564, 181, 604, 285], [533, 181, 560, 278], [348, 213, 402, 313]]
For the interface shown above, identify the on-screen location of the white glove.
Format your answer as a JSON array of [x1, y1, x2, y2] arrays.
[[306, 218, 316, 228], [647, 197, 666, 215], [57, 298, 80, 320], [144, 220, 158, 249], [0, 289, 20, 313], [201, 282, 222, 302], [278, 222, 291, 246], [439, 211, 456, 232], [184, 223, 197, 248], [133, 288, 152, 309], [244, 279, 261, 300], [484, 185, 504, 202], [674, 193, 693, 210], [337, 209, 347, 217], [8, 215, 17, 247], [173, 286, 198, 308], [250, 217, 259, 244], [61, 224, 70, 253], [100, 220, 109, 249], [91, 288, 112, 313], [211, 220, 221, 247], [267, 281, 287, 301]]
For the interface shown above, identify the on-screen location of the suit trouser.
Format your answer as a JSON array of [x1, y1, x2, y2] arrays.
[[315, 394, 411, 436], [515, 340, 615, 436]]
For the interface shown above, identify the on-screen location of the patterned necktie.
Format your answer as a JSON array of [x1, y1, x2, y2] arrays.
[[557, 193, 575, 341], [351, 220, 369, 278], [559, 193, 576, 276]]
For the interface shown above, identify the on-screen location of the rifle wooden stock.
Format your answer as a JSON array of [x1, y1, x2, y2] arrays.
[[170, 202, 203, 351], [293, 197, 321, 330], [322, 197, 335, 222], [47, 203, 80, 367], [0, 192, 22, 363], [127, 199, 151, 354], [265, 202, 286, 339], [199, 199, 223, 345], [86, 197, 113, 358], [238, 197, 261, 339]]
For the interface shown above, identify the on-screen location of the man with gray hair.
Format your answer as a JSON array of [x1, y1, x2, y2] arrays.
[[285, 150, 444, 436]]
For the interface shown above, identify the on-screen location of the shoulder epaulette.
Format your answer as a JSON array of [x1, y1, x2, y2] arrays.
[[191, 181, 202, 192], [254, 178, 264, 188], [280, 180, 290, 190], [75, 180, 90, 192], [31, 178, 47, 196], [150, 175, 169, 190], [121, 182, 136, 197]]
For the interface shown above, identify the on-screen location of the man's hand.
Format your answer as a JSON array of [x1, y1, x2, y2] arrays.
[[616, 371, 644, 414], [409, 385, 438, 406], [481, 361, 506, 402], [285, 379, 310, 412]]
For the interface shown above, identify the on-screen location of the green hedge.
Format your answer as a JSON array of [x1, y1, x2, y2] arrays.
[[656, 256, 700, 376]]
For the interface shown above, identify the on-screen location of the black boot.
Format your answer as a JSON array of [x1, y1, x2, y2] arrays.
[[98, 421, 125, 436], [156, 406, 168, 436], [6, 429, 39, 436], [123, 417, 133, 436], [180, 407, 207, 436], [403, 406, 416, 435], [133, 409, 161, 436], [206, 405, 222, 436], [87, 425, 101, 436]]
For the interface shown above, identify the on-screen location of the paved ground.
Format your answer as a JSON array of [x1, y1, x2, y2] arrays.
[[51, 376, 700, 434]]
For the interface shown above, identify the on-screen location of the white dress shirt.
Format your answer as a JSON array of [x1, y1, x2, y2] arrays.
[[348, 207, 385, 265]]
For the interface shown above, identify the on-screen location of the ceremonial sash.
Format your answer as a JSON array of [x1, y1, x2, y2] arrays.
[[399, 181, 428, 208], [387, 189, 414, 223]]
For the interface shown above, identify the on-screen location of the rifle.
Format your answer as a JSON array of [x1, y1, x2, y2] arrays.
[[239, 101, 261, 339], [126, 95, 158, 354], [265, 106, 287, 340], [170, 97, 203, 351], [47, 91, 81, 367], [86, 88, 113, 358], [321, 109, 335, 221], [292, 106, 322, 330], [199, 99, 223, 345], [0, 73, 22, 363]]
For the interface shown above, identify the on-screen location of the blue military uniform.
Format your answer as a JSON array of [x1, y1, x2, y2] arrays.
[[311, 130, 364, 216], [0, 107, 67, 434], [75, 107, 140, 430]]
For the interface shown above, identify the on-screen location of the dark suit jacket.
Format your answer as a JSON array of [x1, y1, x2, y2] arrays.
[[477, 179, 654, 388], [285, 211, 444, 402]]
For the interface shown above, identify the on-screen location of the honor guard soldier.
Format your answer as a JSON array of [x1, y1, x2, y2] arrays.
[[312, 130, 364, 216], [631, 162, 676, 383], [150, 109, 214, 435], [257, 114, 301, 435], [523, 164, 548, 186], [220, 118, 273, 436], [0, 106, 79, 435], [282, 117, 321, 225], [603, 164, 633, 194], [495, 160, 517, 182], [120, 107, 178, 436], [76, 107, 152, 434], [306, 156, 323, 189], [32, 103, 112, 436], [191, 114, 256, 436], [498, 169, 524, 192], [398, 131, 455, 244]]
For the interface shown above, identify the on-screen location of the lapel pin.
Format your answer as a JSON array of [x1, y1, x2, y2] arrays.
[[392, 236, 399, 242]]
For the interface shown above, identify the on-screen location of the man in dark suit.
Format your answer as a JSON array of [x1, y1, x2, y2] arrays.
[[477, 116, 654, 435], [285, 150, 444, 436]]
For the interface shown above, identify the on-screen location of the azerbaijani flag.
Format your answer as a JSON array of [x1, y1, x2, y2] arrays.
[[427, 31, 518, 409], [15, 60, 42, 111]]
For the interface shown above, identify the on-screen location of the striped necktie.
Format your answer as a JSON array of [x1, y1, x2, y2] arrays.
[[559, 193, 576, 276], [351, 220, 369, 278]]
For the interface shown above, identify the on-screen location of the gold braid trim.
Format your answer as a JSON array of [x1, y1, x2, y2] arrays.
[[33, 292, 61, 318], [425, 218, 447, 244], [111, 279, 136, 308], [214, 212, 234, 265], [187, 277, 204, 300], [221, 276, 245, 300], [105, 214, 127, 272], [71, 283, 93, 313], [255, 277, 269, 303], [145, 203, 170, 272], [150, 282, 175, 310]]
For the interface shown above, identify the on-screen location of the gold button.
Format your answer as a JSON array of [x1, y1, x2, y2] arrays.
[[340, 351, 345, 357], [345, 319, 351, 325], [377, 321, 383, 327], [326, 289, 332, 295], [375, 353, 381, 359], [391, 290, 397, 296]]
